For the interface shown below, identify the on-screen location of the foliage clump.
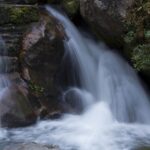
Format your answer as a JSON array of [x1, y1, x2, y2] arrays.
[[132, 44, 150, 71], [0, 6, 39, 25], [124, 0, 150, 72], [29, 81, 44, 96]]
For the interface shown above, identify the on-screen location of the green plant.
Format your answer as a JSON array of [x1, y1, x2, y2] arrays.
[[132, 44, 150, 71], [29, 81, 44, 95]]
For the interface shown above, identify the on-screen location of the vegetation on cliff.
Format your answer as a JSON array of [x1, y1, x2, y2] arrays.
[[0, 6, 39, 25], [124, 0, 150, 79]]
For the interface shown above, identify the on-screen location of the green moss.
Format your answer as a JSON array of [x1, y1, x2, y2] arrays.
[[29, 81, 44, 96], [132, 44, 150, 71], [124, 31, 136, 44], [0, 6, 39, 25], [62, 0, 79, 16], [137, 147, 150, 150], [145, 30, 150, 40], [10, 7, 39, 25]]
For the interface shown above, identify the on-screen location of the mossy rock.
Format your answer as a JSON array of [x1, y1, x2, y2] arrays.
[[0, 5, 39, 25]]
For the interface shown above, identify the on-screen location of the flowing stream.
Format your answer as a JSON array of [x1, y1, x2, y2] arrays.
[[0, 6, 150, 150]]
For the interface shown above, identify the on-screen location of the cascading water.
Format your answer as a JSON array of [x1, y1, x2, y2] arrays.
[[0, 6, 150, 150]]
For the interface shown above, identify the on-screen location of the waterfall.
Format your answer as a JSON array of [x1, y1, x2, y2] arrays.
[[0, 6, 150, 150], [45, 6, 150, 123]]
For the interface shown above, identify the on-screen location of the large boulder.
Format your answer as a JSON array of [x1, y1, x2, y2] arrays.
[[80, 0, 134, 48], [0, 82, 37, 128], [0, 5, 40, 128], [20, 11, 66, 119]]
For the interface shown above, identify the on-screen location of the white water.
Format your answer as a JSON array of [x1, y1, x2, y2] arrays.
[[0, 6, 150, 150]]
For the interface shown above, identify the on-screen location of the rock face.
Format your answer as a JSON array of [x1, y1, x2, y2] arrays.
[[20, 12, 66, 118], [0, 83, 37, 128], [0, 4, 66, 127], [80, 0, 134, 48], [0, 5, 40, 127]]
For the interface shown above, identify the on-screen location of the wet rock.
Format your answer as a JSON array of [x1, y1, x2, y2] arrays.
[[0, 84, 37, 128], [20, 12, 66, 119], [3, 143, 59, 150], [0, 5, 39, 25]]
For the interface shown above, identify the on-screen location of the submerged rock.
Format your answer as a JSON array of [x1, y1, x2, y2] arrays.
[[137, 147, 150, 150], [3, 143, 59, 150], [0, 83, 37, 128]]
